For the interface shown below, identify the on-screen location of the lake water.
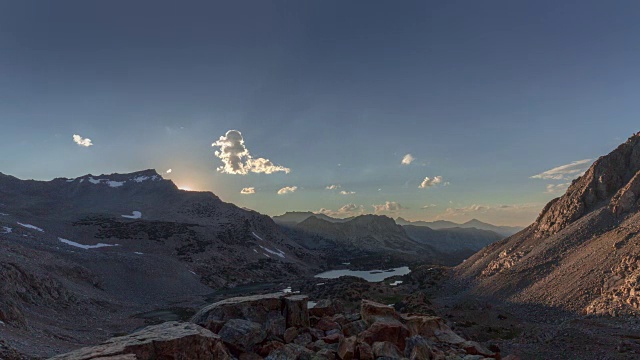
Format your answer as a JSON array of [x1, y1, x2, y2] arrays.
[[314, 266, 411, 282]]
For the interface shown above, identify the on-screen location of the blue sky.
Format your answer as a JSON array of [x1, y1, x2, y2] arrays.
[[1, 1, 639, 225]]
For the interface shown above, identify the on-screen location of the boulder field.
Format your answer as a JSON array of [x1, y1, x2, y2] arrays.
[[50, 293, 512, 360]]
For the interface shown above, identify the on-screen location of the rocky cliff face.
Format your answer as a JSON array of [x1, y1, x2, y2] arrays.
[[456, 132, 640, 316]]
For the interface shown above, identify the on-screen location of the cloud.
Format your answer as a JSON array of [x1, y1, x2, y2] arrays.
[[421, 204, 437, 209], [72, 134, 93, 147], [373, 201, 405, 213], [340, 190, 356, 195], [419, 176, 445, 188], [166, 169, 172, 174], [401, 154, 415, 165], [318, 203, 364, 218], [326, 184, 341, 190], [241, 187, 256, 194], [531, 159, 592, 180], [434, 203, 541, 224], [277, 186, 298, 195], [212, 130, 290, 175], [545, 183, 571, 194]]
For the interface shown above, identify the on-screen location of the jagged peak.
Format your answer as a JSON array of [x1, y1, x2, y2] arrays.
[[534, 132, 640, 236]]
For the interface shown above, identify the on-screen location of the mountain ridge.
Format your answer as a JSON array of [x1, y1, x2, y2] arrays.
[[455, 132, 640, 315]]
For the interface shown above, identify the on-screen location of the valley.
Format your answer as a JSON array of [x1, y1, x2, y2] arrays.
[[3, 134, 640, 359]]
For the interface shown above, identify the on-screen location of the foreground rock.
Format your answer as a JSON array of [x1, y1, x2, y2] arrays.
[[53, 293, 504, 359], [49, 321, 232, 360]]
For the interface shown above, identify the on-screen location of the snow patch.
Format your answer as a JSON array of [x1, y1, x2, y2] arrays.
[[2, 226, 12, 234], [122, 211, 142, 219], [259, 245, 285, 258], [87, 177, 125, 188], [282, 287, 292, 293], [107, 181, 125, 188], [390, 280, 403, 286], [253, 249, 258, 253], [251, 232, 264, 241], [134, 252, 144, 255], [263, 253, 270, 258], [58, 238, 118, 250], [66, 178, 75, 182], [132, 176, 149, 183], [308, 301, 317, 308], [17, 222, 44, 232], [0, 213, 8, 216]]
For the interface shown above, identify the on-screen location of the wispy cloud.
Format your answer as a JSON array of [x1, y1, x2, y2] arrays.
[[401, 153, 415, 165], [419, 176, 447, 188], [240, 187, 256, 194], [421, 204, 437, 209], [277, 186, 298, 195], [340, 190, 356, 195], [373, 201, 405, 213], [212, 130, 290, 175], [318, 204, 364, 218], [531, 159, 592, 180], [166, 169, 172, 174], [545, 183, 571, 194], [72, 134, 93, 147], [326, 184, 341, 190]]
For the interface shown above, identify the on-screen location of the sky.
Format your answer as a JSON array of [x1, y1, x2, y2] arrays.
[[1, 1, 639, 226]]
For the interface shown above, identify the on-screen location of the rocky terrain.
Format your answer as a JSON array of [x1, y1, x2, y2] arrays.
[[0, 170, 319, 358], [403, 226, 501, 260], [51, 292, 509, 360]]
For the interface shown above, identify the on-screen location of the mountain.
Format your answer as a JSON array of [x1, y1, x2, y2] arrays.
[[456, 132, 640, 315], [286, 214, 446, 266], [0, 169, 316, 357], [403, 225, 502, 258], [272, 211, 352, 225], [396, 217, 522, 237]]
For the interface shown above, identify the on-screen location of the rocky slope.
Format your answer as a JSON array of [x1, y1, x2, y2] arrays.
[[0, 169, 318, 357], [456, 132, 640, 316], [52, 293, 507, 360]]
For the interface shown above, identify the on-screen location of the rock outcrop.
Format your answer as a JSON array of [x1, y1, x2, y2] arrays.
[[456, 132, 640, 315], [49, 321, 233, 360], [53, 293, 505, 359]]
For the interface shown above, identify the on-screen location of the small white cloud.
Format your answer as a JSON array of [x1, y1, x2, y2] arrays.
[[340, 190, 356, 195], [318, 204, 364, 217], [373, 201, 405, 213], [277, 186, 298, 195], [421, 204, 437, 209], [212, 130, 290, 175], [401, 154, 415, 165], [419, 176, 444, 188], [531, 159, 592, 180], [72, 134, 93, 147], [326, 184, 341, 190], [241, 187, 256, 194], [166, 169, 172, 174]]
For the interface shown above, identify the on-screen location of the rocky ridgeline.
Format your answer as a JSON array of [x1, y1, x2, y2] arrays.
[[50, 293, 510, 360]]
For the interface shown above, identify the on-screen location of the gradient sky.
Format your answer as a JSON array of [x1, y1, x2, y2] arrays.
[[1, 1, 639, 226]]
